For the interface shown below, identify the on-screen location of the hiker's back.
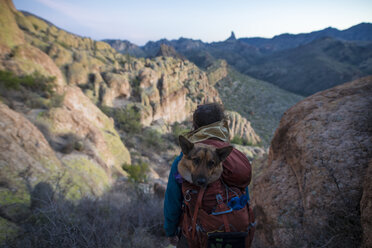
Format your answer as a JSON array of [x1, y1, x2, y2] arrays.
[[181, 139, 255, 248]]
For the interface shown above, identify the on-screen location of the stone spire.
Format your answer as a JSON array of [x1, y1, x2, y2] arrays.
[[226, 31, 236, 41]]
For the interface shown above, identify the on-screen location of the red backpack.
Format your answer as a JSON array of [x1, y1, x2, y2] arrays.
[[180, 139, 255, 248]]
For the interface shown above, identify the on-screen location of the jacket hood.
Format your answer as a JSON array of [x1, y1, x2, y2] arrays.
[[183, 119, 230, 143]]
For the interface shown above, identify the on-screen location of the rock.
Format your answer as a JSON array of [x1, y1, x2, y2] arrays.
[[66, 62, 88, 85], [101, 72, 131, 107], [1, 44, 65, 89], [155, 44, 185, 60], [30, 182, 54, 210], [361, 159, 372, 248], [207, 60, 228, 85], [251, 77, 372, 247], [47, 86, 131, 171], [0, 0, 24, 50], [233, 144, 266, 161], [226, 111, 261, 146], [0, 102, 62, 176]]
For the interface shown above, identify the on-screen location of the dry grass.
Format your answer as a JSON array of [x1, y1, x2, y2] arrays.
[[1, 181, 167, 248]]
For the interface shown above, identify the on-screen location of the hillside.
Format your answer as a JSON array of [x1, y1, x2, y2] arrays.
[[0, 0, 263, 215], [0, 0, 268, 244], [207, 61, 304, 145]]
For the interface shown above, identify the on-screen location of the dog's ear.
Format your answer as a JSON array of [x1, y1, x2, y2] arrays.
[[216, 146, 233, 162], [179, 136, 194, 155]]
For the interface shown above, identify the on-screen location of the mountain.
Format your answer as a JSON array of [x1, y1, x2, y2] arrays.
[[106, 23, 372, 96], [103, 39, 146, 57], [245, 37, 372, 95], [239, 23, 372, 52]]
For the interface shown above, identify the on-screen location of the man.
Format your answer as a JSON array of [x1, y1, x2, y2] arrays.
[[164, 103, 254, 248]]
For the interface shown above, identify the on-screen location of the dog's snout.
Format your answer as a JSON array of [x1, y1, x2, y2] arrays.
[[196, 177, 206, 187]]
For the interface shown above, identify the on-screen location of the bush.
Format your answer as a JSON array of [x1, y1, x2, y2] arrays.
[[0, 70, 61, 110], [100, 105, 142, 133], [231, 135, 256, 146], [141, 129, 165, 150], [171, 122, 190, 141], [0, 70, 56, 95], [47, 93, 64, 109], [122, 162, 149, 183]]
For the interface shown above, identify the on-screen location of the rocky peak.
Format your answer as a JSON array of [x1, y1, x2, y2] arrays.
[[226, 31, 236, 41]]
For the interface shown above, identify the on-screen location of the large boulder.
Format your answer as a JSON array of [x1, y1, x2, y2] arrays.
[[251, 77, 372, 247], [361, 159, 372, 248]]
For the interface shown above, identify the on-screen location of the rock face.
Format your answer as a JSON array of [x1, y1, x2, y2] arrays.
[[361, 159, 372, 248], [45, 86, 131, 171], [207, 60, 228, 85], [251, 77, 372, 247], [226, 111, 261, 145]]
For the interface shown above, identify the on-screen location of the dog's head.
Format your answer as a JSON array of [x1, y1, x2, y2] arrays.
[[178, 136, 233, 188]]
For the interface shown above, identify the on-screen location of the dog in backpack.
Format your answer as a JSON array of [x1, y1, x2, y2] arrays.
[[178, 136, 233, 187]]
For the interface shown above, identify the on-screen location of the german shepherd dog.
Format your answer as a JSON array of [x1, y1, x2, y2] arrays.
[[178, 136, 233, 187]]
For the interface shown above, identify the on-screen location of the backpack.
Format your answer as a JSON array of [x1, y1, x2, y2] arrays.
[[181, 180, 255, 248], [179, 140, 255, 248]]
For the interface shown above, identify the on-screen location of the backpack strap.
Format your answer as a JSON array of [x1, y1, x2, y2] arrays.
[[191, 187, 205, 240]]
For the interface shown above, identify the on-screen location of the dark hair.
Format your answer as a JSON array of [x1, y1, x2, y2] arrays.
[[192, 103, 225, 129]]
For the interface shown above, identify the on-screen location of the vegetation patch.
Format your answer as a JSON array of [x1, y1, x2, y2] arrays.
[[171, 122, 190, 141], [231, 135, 261, 147], [0, 70, 64, 110], [1, 182, 166, 248], [141, 129, 166, 150], [122, 162, 149, 183], [100, 105, 142, 133]]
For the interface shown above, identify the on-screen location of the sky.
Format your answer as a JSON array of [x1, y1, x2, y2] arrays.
[[13, 0, 372, 46]]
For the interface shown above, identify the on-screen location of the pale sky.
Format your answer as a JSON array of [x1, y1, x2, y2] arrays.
[[13, 0, 372, 46]]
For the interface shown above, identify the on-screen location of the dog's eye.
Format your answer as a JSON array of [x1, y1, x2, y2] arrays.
[[207, 161, 215, 168], [192, 158, 200, 164]]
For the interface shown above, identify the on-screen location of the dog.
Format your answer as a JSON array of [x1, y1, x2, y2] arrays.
[[178, 136, 233, 187]]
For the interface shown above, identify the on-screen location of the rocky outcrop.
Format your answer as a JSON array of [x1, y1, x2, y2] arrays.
[[0, 103, 103, 202], [137, 57, 221, 125], [252, 77, 372, 247], [0, 0, 24, 51], [226, 111, 261, 146], [101, 72, 131, 107], [361, 159, 372, 248], [207, 60, 228, 85], [155, 44, 185, 60], [45, 86, 131, 171], [16, 11, 222, 127]]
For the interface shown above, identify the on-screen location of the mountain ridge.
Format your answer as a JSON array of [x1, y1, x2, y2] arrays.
[[105, 22, 372, 96]]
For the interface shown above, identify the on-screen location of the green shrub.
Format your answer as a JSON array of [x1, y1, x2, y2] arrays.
[[230, 135, 257, 146], [122, 162, 149, 183], [100, 105, 142, 133], [141, 129, 165, 150], [0, 70, 20, 89], [0, 70, 56, 95], [171, 122, 190, 141], [131, 77, 142, 97], [47, 93, 64, 109]]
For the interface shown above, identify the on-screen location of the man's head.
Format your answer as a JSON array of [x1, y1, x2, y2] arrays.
[[193, 103, 225, 130]]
